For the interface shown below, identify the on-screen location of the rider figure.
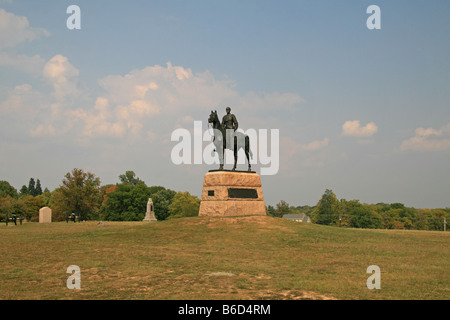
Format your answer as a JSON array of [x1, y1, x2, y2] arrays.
[[222, 107, 238, 149]]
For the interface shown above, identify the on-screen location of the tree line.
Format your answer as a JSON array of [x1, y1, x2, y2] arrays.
[[268, 189, 450, 231], [1, 173, 449, 231], [0, 169, 200, 222]]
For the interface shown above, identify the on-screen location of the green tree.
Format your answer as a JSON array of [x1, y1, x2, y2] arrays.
[[294, 205, 315, 216], [101, 170, 153, 221], [102, 183, 152, 221], [0, 181, 18, 199], [266, 205, 276, 217], [28, 178, 36, 196], [275, 200, 291, 217], [19, 185, 29, 197], [312, 189, 340, 225], [413, 209, 430, 230], [0, 197, 13, 221], [37, 188, 52, 207], [49, 188, 69, 221], [54, 168, 101, 221], [22, 195, 45, 221], [390, 203, 405, 210], [345, 200, 382, 229], [151, 188, 177, 221], [428, 209, 446, 231], [0, 197, 26, 221], [148, 186, 166, 194], [168, 191, 200, 219], [35, 179, 43, 196], [119, 170, 144, 186], [102, 183, 133, 220]]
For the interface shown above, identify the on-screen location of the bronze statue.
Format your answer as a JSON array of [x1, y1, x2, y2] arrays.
[[222, 107, 238, 150], [208, 108, 252, 171], [222, 107, 238, 130]]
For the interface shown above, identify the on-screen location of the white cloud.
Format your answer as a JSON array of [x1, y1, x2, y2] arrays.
[[0, 83, 64, 138], [97, 62, 239, 114], [0, 54, 81, 138], [68, 62, 303, 139], [0, 9, 48, 76], [43, 54, 80, 101], [298, 138, 329, 151], [0, 83, 44, 115], [281, 136, 329, 154], [401, 123, 450, 151], [0, 52, 45, 74], [342, 120, 378, 137], [279, 137, 329, 179], [415, 126, 445, 137], [69, 66, 165, 138], [2, 60, 305, 141], [0, 8, 49, 49], [30, 124, 56, 137], [280, 136, 329, 175], [70, 97, 126, 138]]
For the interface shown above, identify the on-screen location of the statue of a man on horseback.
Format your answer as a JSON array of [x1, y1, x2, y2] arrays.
[[222, 107, 238, 149], [208, 107, 252, 172]]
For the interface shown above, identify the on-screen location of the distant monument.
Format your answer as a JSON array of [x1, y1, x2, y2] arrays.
[[39, 207, 52, 223], [200, 107, 266, 217], [143, 198, 157, 221]]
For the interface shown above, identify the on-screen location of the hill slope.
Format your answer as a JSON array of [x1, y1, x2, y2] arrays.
[[1, 216, 449, 299]]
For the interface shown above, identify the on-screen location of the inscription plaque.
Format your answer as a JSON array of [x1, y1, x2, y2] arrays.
[[228, 188, 258, 199]]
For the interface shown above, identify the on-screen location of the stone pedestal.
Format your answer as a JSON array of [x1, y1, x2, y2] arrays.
[[143, 198, 157, 221], [198, 171, 266, 217], [39, 207, 52, 223]]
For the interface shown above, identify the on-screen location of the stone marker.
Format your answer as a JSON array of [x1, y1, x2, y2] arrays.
[[143, 198, 157, 221], [198, 171, 266, 217], [39, 207, 52, 223]]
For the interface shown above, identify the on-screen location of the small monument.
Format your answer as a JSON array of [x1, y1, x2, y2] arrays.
[[39, 207, 52, 223], [143, 198, 157, 221]]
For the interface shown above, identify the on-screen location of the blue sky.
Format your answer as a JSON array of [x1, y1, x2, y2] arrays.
[[1, 0, 449, 208]]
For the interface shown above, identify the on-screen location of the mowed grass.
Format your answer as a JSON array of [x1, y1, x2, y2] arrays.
[[0, 216, 449, 300]]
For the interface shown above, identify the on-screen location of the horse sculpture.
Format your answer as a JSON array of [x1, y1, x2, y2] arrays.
[[208, 110, 253, 171]]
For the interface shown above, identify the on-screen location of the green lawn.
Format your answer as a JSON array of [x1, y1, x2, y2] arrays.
[[0, 216, 449, 300]]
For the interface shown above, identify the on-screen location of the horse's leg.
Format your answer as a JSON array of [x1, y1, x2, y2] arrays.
[[214, 131, 224, 170], [232, 136, 237, 171], [219, 142, 224, 170], [220, 135, 226, 170], [245, 135, 251, 171]]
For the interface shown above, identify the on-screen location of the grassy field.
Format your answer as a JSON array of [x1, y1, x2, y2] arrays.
[[0, 216, 449, 300]]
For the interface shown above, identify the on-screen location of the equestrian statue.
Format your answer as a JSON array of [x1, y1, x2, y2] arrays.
[[208, 107, 253, 172]]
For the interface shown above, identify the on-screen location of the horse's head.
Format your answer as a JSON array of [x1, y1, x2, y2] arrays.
[[208, 110, 218, 124]]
